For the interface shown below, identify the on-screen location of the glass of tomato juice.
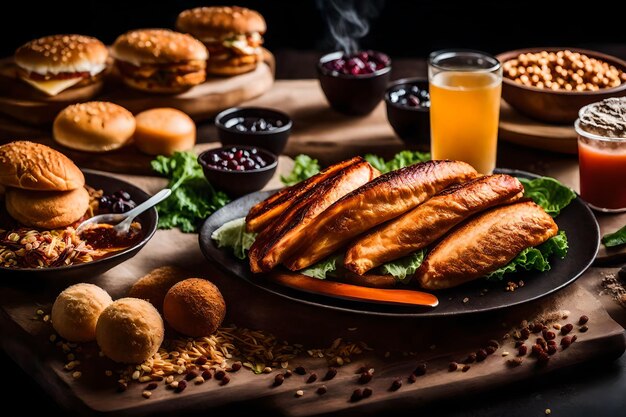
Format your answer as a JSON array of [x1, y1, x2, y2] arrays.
[[575, 117, 626, 212]]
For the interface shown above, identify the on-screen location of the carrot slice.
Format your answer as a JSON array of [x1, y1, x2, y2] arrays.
[[268, 273, 439, 307]]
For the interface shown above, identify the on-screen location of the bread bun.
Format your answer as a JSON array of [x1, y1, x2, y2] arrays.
[[96, 298, 164, 364], [15, 34, 108, 76], [0, 141, 84, 191], [176, 6, 266, 40], [5, 186, 89, 229], [134, 108, 196, 156], [53, 102, 136, 152], [112, 29, 208, 66]]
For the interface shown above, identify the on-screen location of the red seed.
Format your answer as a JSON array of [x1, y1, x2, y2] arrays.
[[358, 372, 372, 384], [579, 315, 589, 325], [579, 325, 589, 333], [544, 331, 556, 341], [486, 346, 497, 355], [294, 366, 306, 375], [175, 380, 187, 393], [284, 370, 293, 378], [462, 365, 471, 372], [514, 341, 524, 348], [195, 356, 207, 365], [363, 387, 373, 398], [561, 336, 573, 349], [214, 370, 225, 380], [547, 345, 557, 355], [230, 361, 242, 372], [408, 373, 417, 383], [323, 367, 337, 381], [307, 373, 318, 383], [561, 323, 574, 335], [521, 328, 531, 339], [351, 388, 363, 402], [476, 349, 488, 362], [390, 378, 402, 391], [448, 362, 458, 372], [507, 357, 523, 367], [464, 353, 477, 364], [273, 374, 284, 387], [518, 345, 528, 356], [316, 385, 327, 395], [146, 382, 158, 390], [487, 339, 500, 349], [185, 371, 198, 381], [413, 363, 427, 376], [201, 370, 212, 380], [220, 375, 230, 386], [532, 344, 544, 356]]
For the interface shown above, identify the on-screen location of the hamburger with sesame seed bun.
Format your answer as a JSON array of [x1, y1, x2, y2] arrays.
[[176, 6, 266, 76], [112, 29, 208, 94], [53, 102, 136, 153], [14, 34, 108, 97]]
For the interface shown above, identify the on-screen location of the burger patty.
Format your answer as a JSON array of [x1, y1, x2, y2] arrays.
[[116, 60, 206, 87]]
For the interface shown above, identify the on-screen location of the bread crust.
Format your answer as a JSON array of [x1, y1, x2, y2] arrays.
[[5, 186, 89, 229], [0, 141, 84, 191]]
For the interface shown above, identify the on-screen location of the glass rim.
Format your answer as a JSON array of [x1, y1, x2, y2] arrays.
[[428, 49, 501, 73], [574, 118, 626, 143]]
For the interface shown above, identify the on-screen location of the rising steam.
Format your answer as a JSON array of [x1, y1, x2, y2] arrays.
[[317, 0, 385, 54]]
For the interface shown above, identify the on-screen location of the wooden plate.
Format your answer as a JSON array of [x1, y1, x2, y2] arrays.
[[199, 169, 600, 317], [0, 49, 274, 125], [499, 101, 578, 154]]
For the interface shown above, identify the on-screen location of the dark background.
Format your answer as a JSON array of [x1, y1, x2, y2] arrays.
[[2, 0, 626, 66]]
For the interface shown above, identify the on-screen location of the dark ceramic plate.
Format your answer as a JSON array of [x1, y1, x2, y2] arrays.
[[199, 169, 599, 317], [0, 170, 158, 281]]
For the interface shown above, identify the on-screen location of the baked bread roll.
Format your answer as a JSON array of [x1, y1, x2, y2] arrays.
[[134, 108, 196, 156], [0, 141, 84, 191], [5, 186, 89, 229], [53, 102, 136, 152]]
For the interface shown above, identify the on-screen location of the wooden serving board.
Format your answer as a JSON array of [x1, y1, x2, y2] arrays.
[[499, 101, 578, 154], [0, 49, 274, 125], [0, 170, 624, 416]]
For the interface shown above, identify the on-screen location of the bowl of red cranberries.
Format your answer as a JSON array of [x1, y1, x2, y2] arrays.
[[318, 50, 392, 116], [198, 145, 278, 197], [215, 107, 292, 155], [385, 77, 431, 148]]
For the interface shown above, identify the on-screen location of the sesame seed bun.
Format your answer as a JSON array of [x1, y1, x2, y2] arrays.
[[0, 141, 84, 191], [111, 29, 208, 66], [53, 102, 136, 153], [176, 6, 266, 41], [15, 34, 108, 76], [5, 186, 90, 229]]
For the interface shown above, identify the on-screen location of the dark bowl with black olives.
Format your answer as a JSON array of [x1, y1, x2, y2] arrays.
[[198, 146, 278, 197], [385, 77, 431, 148], [215, 107, 292, 155], [318, 50, 392, 116]]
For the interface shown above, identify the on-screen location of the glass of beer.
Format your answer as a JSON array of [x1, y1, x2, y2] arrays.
[[428, 50, 502, 174]]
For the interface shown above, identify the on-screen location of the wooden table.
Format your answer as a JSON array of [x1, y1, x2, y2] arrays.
[[2, 56, 626, 417]]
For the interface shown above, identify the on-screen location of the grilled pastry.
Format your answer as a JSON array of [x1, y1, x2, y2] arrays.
[[284, 160, 478, 271], [245, 157, 361, 233], [345, 174, 524, 275], [416, 201, 558, 290], [248, 158, 378, 273]]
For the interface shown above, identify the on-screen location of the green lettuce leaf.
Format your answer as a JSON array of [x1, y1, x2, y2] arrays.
[[377, 250, 426, 283], [602, 224, 626, 248], [152, 151, 230, 232], [485, 231, 568, 281], [211, 217, 257, 260], [364, 150, 430, 173], [518, 177, 576, 217], [300, 254, 342, 279], [280, 155, 321, 186]]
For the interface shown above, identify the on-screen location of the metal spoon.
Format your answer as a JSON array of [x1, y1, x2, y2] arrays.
[[76, 188, 171, 235]]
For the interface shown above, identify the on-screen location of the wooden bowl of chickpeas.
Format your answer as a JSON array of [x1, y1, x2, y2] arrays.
[[496, 47, 626, 123]]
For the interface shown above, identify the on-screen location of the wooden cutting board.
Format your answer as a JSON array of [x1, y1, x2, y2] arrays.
[[499, 101, 578, 154], [0, 49, 274, 125]]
